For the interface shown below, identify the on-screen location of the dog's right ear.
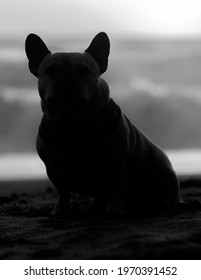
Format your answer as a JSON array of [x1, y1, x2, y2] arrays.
[[25, 34, 51, 77]]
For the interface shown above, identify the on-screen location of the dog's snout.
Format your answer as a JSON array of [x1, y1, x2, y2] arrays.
[[46, 90, 90, 107]]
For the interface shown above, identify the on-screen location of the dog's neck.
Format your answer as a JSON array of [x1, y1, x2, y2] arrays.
[[41, 96, 116, 126]]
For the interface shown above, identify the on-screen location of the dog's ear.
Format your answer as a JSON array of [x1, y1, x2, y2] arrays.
[[85, 32, 110, 74], [25, 34, 51, 77]]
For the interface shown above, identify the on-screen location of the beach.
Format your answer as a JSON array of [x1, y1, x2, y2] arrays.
[[0, 176, 201, 260]]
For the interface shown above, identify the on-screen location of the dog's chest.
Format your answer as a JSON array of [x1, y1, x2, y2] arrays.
[[37, 132, 105, 189], [38, 100, 121, 168], [39, 119, 102, 163]]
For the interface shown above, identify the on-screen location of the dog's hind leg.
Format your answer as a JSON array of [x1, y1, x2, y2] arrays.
[[46, 166, 71, 216], [143, 167, 183, 211], [156, 167, 183, 205]]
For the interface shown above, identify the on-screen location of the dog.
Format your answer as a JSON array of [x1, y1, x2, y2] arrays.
[[25, 32, 183, 216]]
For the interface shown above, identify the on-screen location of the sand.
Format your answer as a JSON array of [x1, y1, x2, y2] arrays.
[[0, 177, 201, 260]]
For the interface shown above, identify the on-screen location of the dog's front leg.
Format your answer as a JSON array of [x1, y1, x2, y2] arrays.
[[106, 155, 127, 217], [46, 166, 71, 216]]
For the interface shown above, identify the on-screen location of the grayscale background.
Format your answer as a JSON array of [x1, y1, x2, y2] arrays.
[[0, 0, 201, 179]]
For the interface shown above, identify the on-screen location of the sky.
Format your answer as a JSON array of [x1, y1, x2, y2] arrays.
[[1, 0, 201, 38]]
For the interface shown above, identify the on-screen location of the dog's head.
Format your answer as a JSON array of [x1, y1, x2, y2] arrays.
[[25, 32, 110, 119]]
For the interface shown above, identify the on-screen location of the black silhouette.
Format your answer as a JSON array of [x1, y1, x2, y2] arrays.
[[25, 32, 183, 217]]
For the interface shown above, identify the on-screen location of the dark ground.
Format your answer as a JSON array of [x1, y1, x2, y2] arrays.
[[0, 177, 201, 260]]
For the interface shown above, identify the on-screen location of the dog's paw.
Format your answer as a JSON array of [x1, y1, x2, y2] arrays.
[[51, 197, 71, 217], [51, 207, 70, 218], [106, 199, 125, 217]]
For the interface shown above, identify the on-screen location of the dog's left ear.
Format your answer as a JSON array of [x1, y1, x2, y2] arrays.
[[85, 32, 110, 74], [25, 33, 51, 77]]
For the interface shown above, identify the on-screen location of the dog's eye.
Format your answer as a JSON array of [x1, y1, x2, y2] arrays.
[[45, 64, 60, 76], [76, 64, 91, 76]]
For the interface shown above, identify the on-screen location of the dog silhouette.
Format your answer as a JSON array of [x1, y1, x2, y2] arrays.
[[25, 32, 183, 216]]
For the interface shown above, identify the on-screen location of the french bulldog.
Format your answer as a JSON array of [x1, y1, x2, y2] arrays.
[[25, 32, 183, 216]]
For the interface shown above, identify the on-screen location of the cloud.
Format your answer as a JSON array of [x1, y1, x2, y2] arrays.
[[0, 86, 39, 104], [130, 77, 169, 97]]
